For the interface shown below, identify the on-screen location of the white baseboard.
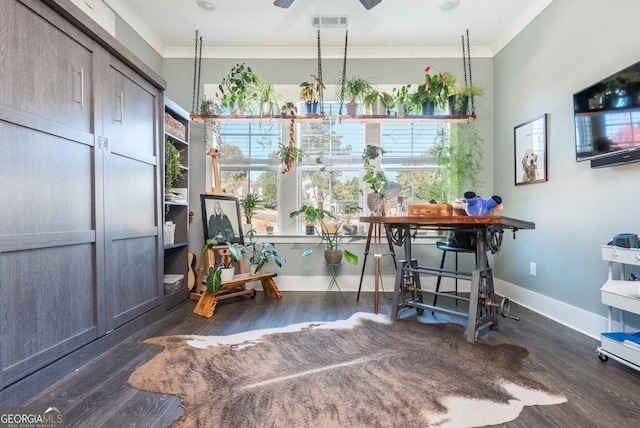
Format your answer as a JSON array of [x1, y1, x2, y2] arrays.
[[494, 278, 609, 340], [253, 275, 611, 341]]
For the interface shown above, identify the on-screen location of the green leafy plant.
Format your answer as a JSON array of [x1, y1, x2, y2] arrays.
[[379, 91, 395, 114], [164, 139, 183, 197], [361, 145, 389, 195], [430, 123, 484, 202], [412, 66, 453, 111], [299, 75, 325, 102], [239, 193, 261, 224], [201, 238, 243, 294], [217, 63, 259, 112], [242, 229, 285, 273], [392, 84, 413, 115], [277, 142, 304, 164], [337, 76, 374, 104], [289, 205, 359, 265]]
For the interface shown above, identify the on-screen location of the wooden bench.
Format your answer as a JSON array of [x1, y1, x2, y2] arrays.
[[192, 246, 282, 318]]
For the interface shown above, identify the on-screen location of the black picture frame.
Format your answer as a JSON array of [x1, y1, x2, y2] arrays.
[[514, 113, 548, 185], [200, 194, 244, 244]]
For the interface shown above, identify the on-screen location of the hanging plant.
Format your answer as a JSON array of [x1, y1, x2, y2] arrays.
[[278, 118, 303, 174]]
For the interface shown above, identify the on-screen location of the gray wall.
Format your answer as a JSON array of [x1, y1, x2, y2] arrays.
[[494, 0, 640, 319]]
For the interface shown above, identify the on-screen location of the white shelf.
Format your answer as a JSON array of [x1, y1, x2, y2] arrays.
[[190, 114, 476, 124]]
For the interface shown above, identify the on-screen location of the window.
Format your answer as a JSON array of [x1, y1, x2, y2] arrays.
[[218, 121, 281, 233], [381, 121, 448, 207], [298, 103, 363, 228]]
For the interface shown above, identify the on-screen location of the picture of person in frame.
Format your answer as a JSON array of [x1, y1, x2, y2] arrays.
[[208, 201, 236, 242]]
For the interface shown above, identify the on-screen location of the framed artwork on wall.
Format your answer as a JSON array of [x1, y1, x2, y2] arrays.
[[200, 194, 244, 244], [514, 114, 548, 185]]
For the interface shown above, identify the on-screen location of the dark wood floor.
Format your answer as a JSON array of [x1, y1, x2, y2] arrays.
[[21, 290, 640, 427]]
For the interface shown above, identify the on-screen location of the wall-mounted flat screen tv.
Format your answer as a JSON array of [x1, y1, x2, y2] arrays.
[[573, 60, 640, 168]]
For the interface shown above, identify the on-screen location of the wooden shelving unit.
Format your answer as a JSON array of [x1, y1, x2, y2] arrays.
[[163, 97, 191, 305]]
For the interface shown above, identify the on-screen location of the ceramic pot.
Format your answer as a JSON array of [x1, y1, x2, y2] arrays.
[[370, 98, 387, 115], [261, 101, 272, 115], [345, 102, 358, 116], [367, 192, 385, 215], [324, 249, 343, 265], [220, 267, 235, 281], [422, 101, 435, 116], [448, 95, 469, 115], [305, 101, 318, 115]]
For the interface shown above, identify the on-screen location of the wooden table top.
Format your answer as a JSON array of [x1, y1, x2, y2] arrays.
[[359, 215, 535, 231]]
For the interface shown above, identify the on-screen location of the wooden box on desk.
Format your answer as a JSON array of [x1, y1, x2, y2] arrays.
[[407, 203, 453, 216]]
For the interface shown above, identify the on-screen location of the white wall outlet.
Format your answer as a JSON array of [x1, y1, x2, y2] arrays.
[[530, 262, 537, 276]]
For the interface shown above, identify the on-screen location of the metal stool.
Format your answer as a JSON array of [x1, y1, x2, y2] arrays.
[[433, 241, 477, 308]]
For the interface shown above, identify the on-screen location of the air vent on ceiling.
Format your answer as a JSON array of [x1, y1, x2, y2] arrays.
[[312, 15, 348, 28]]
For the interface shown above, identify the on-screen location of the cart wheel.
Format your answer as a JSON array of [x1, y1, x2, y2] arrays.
[[598, 352, 608, 362], [250, 289, 257, 298]]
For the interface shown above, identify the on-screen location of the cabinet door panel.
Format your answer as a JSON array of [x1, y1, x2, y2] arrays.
[[0, 0, 94, 133], [0, 121, 93, 236], [103, 61, 156, 158], [102, 56, 162, 329], [0, 243, 97, 386]]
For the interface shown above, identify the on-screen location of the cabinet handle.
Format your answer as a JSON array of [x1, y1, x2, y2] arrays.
[[114, 92, 124, 124], [74, 67, 84, 106]]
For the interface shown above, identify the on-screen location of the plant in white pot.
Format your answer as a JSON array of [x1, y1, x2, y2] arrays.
[[242, 229, 285, 274], [289, 205, 359, 265], [201, 237, 243, 293]]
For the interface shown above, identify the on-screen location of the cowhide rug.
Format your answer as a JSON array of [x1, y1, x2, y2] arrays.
[[128, 312, 566, 427]]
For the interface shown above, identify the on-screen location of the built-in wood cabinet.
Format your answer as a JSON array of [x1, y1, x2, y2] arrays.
[[0, 0, 166, 403]]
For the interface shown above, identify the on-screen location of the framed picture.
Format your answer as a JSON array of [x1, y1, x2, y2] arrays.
[[200, 194, 243, 244], [514, 114, 547, 185]]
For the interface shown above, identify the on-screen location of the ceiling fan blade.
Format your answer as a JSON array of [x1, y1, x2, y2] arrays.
[[359, 0, 382, 9], [273, 0, 295, 8]]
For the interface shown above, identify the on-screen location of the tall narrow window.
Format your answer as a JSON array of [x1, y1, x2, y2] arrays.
[[218, 121, 281, 232]]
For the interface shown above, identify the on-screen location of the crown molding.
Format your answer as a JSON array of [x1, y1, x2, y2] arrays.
[[491, 0, 554, 55], [103, 0, 167, 55], [163, 45, 494, 60]]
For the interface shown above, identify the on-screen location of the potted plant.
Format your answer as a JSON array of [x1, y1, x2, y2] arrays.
[[337, 76, 374, 116], [256, 79, 280, 116], [239, 193, 261, 233], [242, 229, 285, 274], [299, 75, 325, 115], [455, 82, 485, 115], [277, 142, 304, 174], [411, 66, 452, 115], [361, 153, 390, 215], [201, 238, 243, 293], [363, 89, 389, 115], [217, 63, 259, 115], [289, 205, 359, 265], [392, 84, 413, 116], [164, 139, 183, 200], [379, 91, 395, 115]]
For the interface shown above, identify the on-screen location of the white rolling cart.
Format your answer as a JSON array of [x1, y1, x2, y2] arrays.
[[597, 245, 640, 371]]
